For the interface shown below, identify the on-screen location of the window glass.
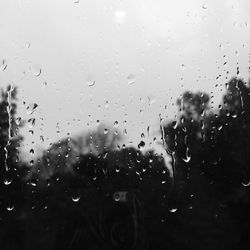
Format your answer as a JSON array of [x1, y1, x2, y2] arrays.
[[1, 1, 250, 249]]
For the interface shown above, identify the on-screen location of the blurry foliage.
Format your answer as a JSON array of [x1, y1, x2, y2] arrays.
[[0, 85, 26, 249], [1, 77, 250, 249], [163, 77, 250, 249], [0, 85, 25, 212]]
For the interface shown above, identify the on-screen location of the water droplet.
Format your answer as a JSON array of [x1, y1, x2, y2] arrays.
[[1, 59, 7, 71], [87, 76, 95, 87], [40, 135, 44, 142], [7, 205, 14, 211], [4, 178, 13, 185], [242, 180, 250, 187], [127, 74, 136, 85], [32, 65, 41, 77], [16, 117, 22, 125], [202, 3, 207, 9], [218, 125, 223, 131], [30, 149, 34, 155], [30, 181, 37, 186], [148, 95, 156, 106], [28, 118, 36, 128], [104, 128, 109, 135], [182, 147, 191, 163], [104, 101, 109, 109], [113, 193, 120, 202], [138, 140, 145, 150], [73, 0, 79, 3], [114, 121, 119, 128], [42, 81, 48, 89], [72, 196, 81, 202], [169, 208, 178, 213], [26, 103, 38, 115]]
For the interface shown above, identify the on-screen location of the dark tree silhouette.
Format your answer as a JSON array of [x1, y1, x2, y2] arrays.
[[25, 121, 172, 250], [0, 85, 26, 249], [163, 77, 250, 250]]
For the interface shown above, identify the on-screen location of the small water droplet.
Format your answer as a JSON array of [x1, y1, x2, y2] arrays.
[[182, 147, 191, 163], [16, 117, 22, 125], [30, 181, 37, 186], [1, 59, 7, 71], [6, 205, 14, 211], [32, 65, 41, 77], [202, 3, 207, 9], [138, 140, 145, 150], [114, 121, 119, 128], [73, 0, 79, 3], [113, 193, 120, 202], [169, 208, 178, 213], [87, 76, 95, 87], [127, 74, 136, 85], [104, 128, 109, 134], [242, 180, 250, 187], [43, 81, 48, 88], [28, 118, 36, 128], [26, 103, 38, 115], [72, 196, 81, 202], [4, 178, 13, 185]]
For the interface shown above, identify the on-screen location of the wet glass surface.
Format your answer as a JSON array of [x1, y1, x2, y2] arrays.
[[1, 1, 250, 249]]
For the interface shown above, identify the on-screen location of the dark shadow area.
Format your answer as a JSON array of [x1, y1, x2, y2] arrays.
[[1, 77, 250, 249]]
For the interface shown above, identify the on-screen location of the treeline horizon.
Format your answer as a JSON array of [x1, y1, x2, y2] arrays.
[[0, 75, 250, 249]]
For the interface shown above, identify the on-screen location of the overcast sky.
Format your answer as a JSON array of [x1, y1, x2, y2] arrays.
[[1, 0, 250, 161]]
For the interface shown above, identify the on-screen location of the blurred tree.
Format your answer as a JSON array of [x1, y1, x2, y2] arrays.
[[0, 85, 26, 249], [215, 78, 250, 197], [164, 91, 212, 209], [27, 122, 122, 187], [0, 85, 24, 213], [163, 77, 250, 249]]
